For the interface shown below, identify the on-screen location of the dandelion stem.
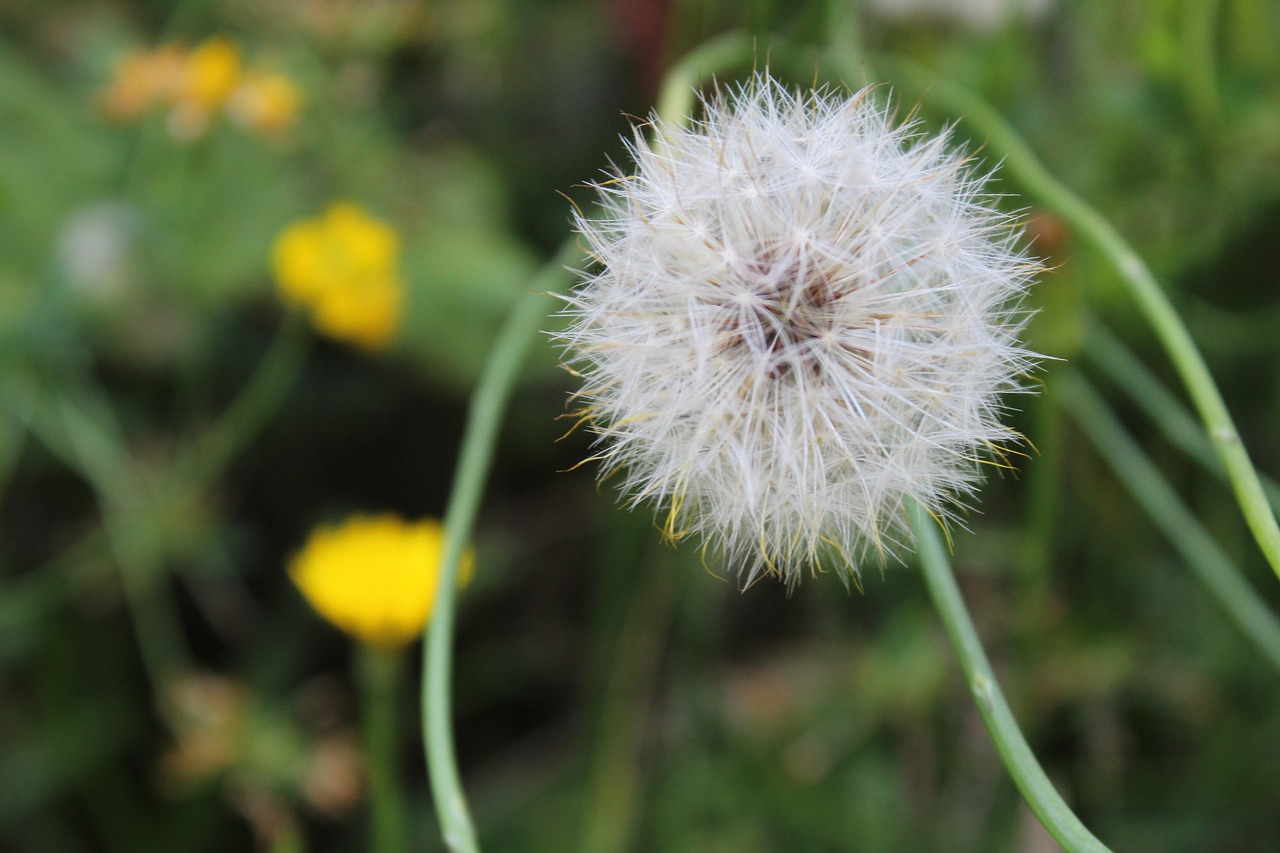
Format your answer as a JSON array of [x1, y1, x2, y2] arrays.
[[1082, 317, 1280, 512], [908, 500, 1113, 853], [884, 56, 1280, 586], [654, 31, 756, 128], [0, 407, 24, 501], [1181, 0, 1224, 145], [1058, 371, 1280, 672], [360, 646, 408, 853], [177, 311, 309, 488], [579, 515, 677, 853], [422, 239, 581, 853]]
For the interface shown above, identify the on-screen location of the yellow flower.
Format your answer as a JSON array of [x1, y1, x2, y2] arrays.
[[271, 203, 403, 349], [178, 36, 243, 108], [100, 44, 187, 121], [228, 71, 303, 137], [168, 36, 244, 139], [101, 37, 305, 142], [289, 516, 473, 649]]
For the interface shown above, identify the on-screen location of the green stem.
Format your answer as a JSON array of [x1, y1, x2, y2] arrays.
[[883, 56, 1280, 585], [654, 31, 756, 127], [361, 646, 408, 853], [175, 312, 310, 488], [1057, 371, 1280, 672], [1082, 318, 1280, 512], [824, 0, 863, 55], [907, 500, 1113, 853], [579, 518, 677, 853], [0, 527, 110, 635], [102, 506, 192, 689], [7, 378, 193, 688], [0, 408, 25, 501], [1181, 0, 1223, 145], [819, 0, 872, 86], [422, 239, 581, 853], [3, 313, 305, 692], [1016, 380, 1065, 621]]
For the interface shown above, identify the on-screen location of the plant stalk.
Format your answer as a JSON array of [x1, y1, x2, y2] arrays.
[[908, 500, 1112, 853]]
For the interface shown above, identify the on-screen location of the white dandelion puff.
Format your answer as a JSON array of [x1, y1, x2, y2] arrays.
[[558, 73, 1042, 586]]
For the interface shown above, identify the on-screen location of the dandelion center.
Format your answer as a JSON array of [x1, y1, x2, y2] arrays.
[[713, 251, 856, 380]]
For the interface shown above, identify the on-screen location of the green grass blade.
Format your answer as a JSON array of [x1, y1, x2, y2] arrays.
[[1058, 371, 1280, 672], [909, 500, 1113, 853], [422, 239, 580, 853], [883, 56, 1280, 585], [1083, 318, 1280, 512]]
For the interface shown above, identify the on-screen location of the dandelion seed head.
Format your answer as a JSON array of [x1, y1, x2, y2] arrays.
[[559, 73, 1042, 586]]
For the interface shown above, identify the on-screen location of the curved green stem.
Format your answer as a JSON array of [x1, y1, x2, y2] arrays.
[[361, 646, 408, 853], [422, 239, 581, 853], [883, 56, 1280, 585], [6, 377, 193, 688], [1058, 371, 1280, 672], [1188, 295, 1280, 356], [1181, 0, 1223, 145], [176, 312, 310, 488], [579, 514, 678, 853], [908, 500, 1113, 853], [422, 34, 761, 847], [0, 527, 110, 635], [0, 408, 25, 502], [654, 31, 756, 127], [1083, 318, 1280, 512]]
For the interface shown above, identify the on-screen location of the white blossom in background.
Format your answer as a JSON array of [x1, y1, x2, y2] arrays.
[[864, 0, 1055, 32], [559, 74, 1041, 586], [57, 200, 143, 306]]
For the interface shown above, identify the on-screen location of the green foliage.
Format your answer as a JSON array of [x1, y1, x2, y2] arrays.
[[2, 1, 1280, 851]]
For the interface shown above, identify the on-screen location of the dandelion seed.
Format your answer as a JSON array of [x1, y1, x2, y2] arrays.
[[559, 73, 1041, 585]]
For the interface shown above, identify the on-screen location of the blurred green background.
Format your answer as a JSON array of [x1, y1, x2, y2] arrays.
[[2, 1, 1280, 851]]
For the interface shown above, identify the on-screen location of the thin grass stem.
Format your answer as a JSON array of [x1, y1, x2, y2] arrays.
[[1082, 318, 1280, 512], [654, 31, 756, 128], [882, 56, 1280, 585], [176, 311, 310, 488], [579, 519, 677, 853], [908, 499, 1113, 853], [1181, 0, 1224, 145], [422, 239, 581, 853], [6, 377, 193, 687], [360, 646, 408, 853], [1058, 371, 1280, 672]]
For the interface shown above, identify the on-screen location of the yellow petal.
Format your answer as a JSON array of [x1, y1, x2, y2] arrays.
[[269, 203, 404, 349], [289, 516, 473, 649]]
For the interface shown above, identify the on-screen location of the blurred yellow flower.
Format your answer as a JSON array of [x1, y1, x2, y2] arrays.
[[229, 71, 303, 137], [101, 36, 303, 141], [169, 36, 243, 138], [180, 36, 243, 106], [100, 44, 187, 121], [271, 203, 403, 349], [289, 516, 473, 649]]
